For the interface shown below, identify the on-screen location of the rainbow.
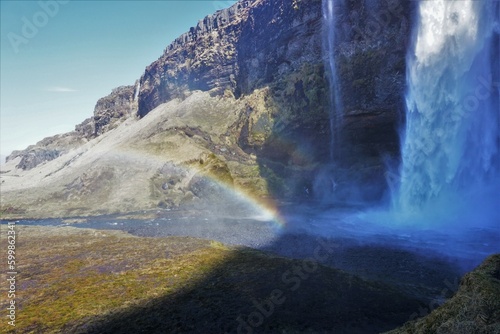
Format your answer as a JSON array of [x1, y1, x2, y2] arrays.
[[105, 146, 287, 229]]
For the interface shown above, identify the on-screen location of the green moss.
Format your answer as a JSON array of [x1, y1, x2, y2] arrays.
[[190, 153, 234, 185], [7, 227, 215, 333], [259, 164, 287, 196], [386, 254, 500, 334], [7, 225, 427, 333]]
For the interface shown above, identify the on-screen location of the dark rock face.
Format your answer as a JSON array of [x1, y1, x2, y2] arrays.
[[236, 0, 324, 96], [138, 1, 255, 117], [135, 0, 413, 201], [335, 0, 413, 163], [93, 85, 137, 136], [261, 0, 412, 201], [316, 0, 413, 202]]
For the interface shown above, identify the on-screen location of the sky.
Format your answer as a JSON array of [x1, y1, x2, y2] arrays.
[[0, 0, 237, 162]]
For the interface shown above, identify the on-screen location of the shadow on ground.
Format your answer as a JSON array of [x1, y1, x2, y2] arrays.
[[66, 231, 461, 334]]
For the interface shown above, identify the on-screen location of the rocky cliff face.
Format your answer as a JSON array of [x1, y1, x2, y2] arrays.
[[137, 1, 255, 116], [6, 85, 138, 170], [93, 85, 138, 135], [2, 0, 414, 216], [336, 0, 412, 159], [138, 0, 325, 114], [138, 0, 412, 200]]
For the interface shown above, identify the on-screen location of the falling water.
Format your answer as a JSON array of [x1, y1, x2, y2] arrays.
[[134, 81, 141, 102], [322, 0, 344, 161], [397, 0, 500, 226]]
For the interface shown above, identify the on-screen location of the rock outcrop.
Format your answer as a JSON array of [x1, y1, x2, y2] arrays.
[[137, 1, 255, 117], [6, 85, 138, 170], [6, 132, 89, 171], [93, 85, 138, 136]]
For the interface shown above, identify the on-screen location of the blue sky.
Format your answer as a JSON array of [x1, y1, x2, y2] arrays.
[[0, 0, 237, 161]]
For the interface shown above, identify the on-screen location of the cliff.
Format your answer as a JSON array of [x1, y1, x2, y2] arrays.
[[138, 0, 324, 115], [138, 0, 254, 114], [136, 0, 412, 200], [1, 0, 413, 216], [93, 85, 138, 136], [5, 85, 138, 170]]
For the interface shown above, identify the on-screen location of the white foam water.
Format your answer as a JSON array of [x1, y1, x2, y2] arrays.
[[396, 0, 500, 229], [322, 0, 344, 161]]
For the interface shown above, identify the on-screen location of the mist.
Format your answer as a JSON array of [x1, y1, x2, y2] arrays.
[[301, 0, 500, 271]]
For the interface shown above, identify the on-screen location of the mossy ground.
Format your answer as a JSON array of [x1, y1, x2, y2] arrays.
[[1, 225, 425, 334], [1, 226, 213, 333], [385, 254, 500, 334]]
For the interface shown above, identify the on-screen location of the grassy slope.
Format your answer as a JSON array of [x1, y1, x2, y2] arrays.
[[386, 254, 500, 334], [1, 226, 424, 334], [0, 92, 268, 219]]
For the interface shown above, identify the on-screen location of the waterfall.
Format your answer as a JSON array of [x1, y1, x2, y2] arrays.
[[134, 81, 141, 102], [397, 0, 500, 225], [322, 0, 343, 161]]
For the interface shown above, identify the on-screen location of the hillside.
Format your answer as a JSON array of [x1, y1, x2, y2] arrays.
[[386, 254, 500, 334], [1, 0, 411, 217]]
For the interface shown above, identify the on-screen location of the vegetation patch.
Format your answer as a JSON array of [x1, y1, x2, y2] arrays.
[[188, 152, 234, 186], [1, 225, 427, 334], [0, 206, 27, 217], [386, 254, 500, 334]]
